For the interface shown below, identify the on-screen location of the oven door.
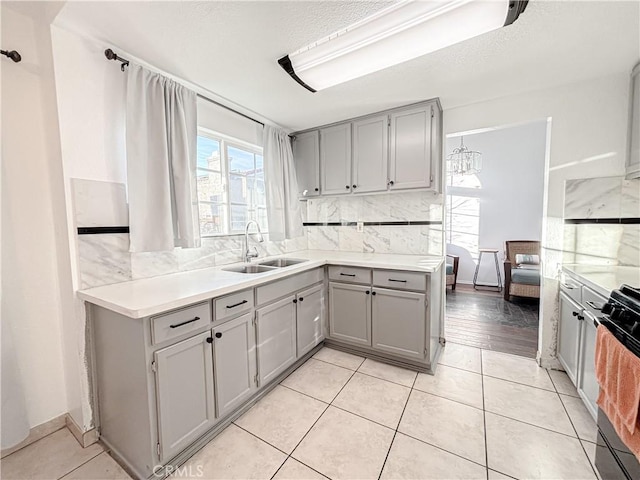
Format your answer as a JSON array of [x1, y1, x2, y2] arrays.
[[596, 408, 640, 480]]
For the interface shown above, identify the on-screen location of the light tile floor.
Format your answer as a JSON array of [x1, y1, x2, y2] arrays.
[[2, 343, 601, 480]]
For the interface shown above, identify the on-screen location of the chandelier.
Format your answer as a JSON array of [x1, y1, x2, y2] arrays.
[[447, 136, 482, 176]]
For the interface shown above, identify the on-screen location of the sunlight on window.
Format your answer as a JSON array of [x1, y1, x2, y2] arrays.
[[196, 131, 267, 236]]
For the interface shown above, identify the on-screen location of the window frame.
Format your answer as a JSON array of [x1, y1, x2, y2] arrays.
[[196, 127, 266, 237]]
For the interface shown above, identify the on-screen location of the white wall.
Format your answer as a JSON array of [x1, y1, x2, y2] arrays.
[[446, 121, 547, 284], [444, 73, 630, 367], [1, 3, 70, 429]]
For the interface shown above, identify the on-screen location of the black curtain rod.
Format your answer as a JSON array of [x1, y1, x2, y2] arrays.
[[104, 48, 265, 127]]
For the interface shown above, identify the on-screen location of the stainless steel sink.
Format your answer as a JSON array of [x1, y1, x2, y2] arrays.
[[258, 258, 308, 268], [222, 264, 278, 274]]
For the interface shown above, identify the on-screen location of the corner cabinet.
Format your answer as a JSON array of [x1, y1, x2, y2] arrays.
[[328, 282, 371, 346], [627, 61, 640, 179], [292, 131, 320, 197], [292, 99, 442, 198]]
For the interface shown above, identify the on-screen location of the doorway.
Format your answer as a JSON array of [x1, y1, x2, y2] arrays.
[[443, 120, 548, 358]]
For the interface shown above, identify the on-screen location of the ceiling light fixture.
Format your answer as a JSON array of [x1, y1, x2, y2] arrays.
[[447, 136, 482, 176], [278, 0, 528, 92]]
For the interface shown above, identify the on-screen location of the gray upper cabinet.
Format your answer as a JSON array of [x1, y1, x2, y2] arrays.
[[154, 332, 216, 462], [627, 62, 640, 179], [293, 131, 320, 197], [329, 282, 371, 346], [256, 296, 297, 386], [352, 115, 389, 193], [558, 292, 582, 384], [372, 288, 426, 361], [212, 313, 257, 418], [389, 105, 433, 190], [296, 284, 324, 357], [320, 123, 352, 195]]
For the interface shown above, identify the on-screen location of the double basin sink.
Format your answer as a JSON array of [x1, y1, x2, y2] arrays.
[[222, 258, 307, 274]]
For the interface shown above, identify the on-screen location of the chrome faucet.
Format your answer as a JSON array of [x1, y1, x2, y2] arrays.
[[243, 221, 264, 263]]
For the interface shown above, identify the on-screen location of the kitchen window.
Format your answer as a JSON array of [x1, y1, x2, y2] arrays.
[[196, 129, 267, 236]]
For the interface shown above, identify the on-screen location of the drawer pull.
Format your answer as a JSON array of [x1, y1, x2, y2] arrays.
[[340, 273, 356, 277], [585, 301, 603, 311], [169, 317, 200, 329], [388, 279, 407, 283], [561, 283, 575, 290], [226, 300, 248, 309]]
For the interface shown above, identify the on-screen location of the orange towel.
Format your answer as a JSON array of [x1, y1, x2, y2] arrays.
[[595, 325, 640, 460]]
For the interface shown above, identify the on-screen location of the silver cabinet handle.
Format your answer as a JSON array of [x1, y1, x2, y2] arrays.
[[585, 301, 602, 311]]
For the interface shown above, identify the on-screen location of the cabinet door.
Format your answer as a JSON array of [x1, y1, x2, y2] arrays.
[[154, 332, 216, 462], [558, 292, 583, 384], [293, 131, 320, 197], [297, 284, 324, 357], [328, 282, 371, 346], [389, 106, 432, 190], [213, 313, 257, 418], [627, 63, 640, 178], [320, 123, 352, 195], [256, 296, 297, 386], [372, 288, 426, 360], [352, 115, 389, 193], [577, 314, 599, 420]]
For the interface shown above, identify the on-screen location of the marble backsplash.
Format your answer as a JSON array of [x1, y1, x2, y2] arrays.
[[563, 177, 639, 267], [73, 179, 444, 289], [72, 179, 307, 289], [305, 191, 444, 256]]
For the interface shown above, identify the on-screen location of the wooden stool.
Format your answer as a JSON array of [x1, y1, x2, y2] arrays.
[[473, 249, 502, 292]]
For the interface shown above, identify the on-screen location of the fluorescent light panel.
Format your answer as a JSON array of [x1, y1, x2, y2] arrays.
[[278, 0, 528, 92]]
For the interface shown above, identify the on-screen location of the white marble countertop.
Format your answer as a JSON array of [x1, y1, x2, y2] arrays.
[[78, 250, 444, 319], [562, 264, 640, 298]]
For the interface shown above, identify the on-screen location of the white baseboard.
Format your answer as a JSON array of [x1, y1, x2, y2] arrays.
[[65, 414, 99, 448], [1, 414, 66, 458]]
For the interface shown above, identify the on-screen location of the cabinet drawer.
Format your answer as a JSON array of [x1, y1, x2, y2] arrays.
[[582, 286, 607, 319], [373, 269, 426, 291], [151, 302, 211, 345], [328, 266, 371, 284], [256, 268, 323, 306], [214, 290, 254, 324], [560, 274, 582, 304]]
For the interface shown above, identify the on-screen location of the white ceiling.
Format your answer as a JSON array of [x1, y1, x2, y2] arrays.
[[55, 1, 640, 132]]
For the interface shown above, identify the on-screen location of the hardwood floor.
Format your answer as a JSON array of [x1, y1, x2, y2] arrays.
[[445, 284, 539, 358]]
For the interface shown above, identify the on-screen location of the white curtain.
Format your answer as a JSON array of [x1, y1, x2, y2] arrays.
[[263, 126, 304, 241], [126, 63, 200, 252]]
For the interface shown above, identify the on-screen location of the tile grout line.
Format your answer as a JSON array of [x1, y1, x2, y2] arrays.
[[556, 391, 600, 478], [376, 370, 418, 480], [270, 365, 360, 480], [481, 349, 489, 480], [55, 449, 106, 480]]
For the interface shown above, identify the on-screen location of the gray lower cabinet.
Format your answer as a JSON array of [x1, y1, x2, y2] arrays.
[[154, 331, 217, 463], [329, 282, 371, 346], [558, 291, 583, 384], [212, 313, 257, 418], [372, 288, 426, 361], [296, 284, 324, 357], [256, 296, 297, 386], [577, 314, 599, 417]]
